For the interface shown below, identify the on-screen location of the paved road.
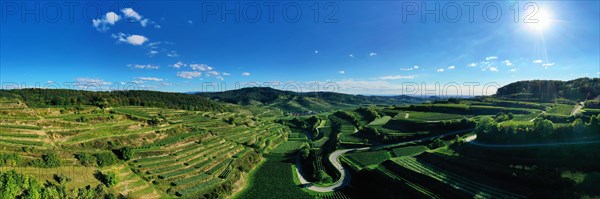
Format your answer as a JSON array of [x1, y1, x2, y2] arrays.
[[570, 102, 585, 116], [294, 129, 473, 192]]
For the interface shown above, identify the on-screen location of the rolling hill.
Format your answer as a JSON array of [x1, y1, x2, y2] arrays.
[[195, 87, 425, 113]]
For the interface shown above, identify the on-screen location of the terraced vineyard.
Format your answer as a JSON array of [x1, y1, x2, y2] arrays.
[[0, 95, 291, 198], [387, 156, 525, 198]]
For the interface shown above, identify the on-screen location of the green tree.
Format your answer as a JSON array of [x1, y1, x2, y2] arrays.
[[533, 118, 554, 138], [118, 147, 135, 161], [42, 152, 61, 168], [572, 118, 587, 134], [299, 144, 310, 159], [314, 170, 333, 184]]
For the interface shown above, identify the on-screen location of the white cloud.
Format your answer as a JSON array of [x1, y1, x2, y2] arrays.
[[369, 52, 377, 56], [542, 63, 555, 68], [468, 63, 477, 67], [206, 71, 220, 76], [113, 33, 148, 46], [76, 78, 112, 89], [314, 50, 319, 54], [171, 61, 186, 68], [189, 64, 211, 71], [140, 19, 149, 27], [177, 71, 202, 79], [188, 20, 193, 24], [128, 64, 159, 69], [448, 65, 455, 69], [503, 60, 513, 66], [121, 8, 158, 28], [532, 59, 543, 63], [137, 77, 163, 81], [510, 68, 517, 72], [160, 82, 173, 86], [338, 70, 345, 74], [379, 75, 415, 80], [126, 35, 148, 45], [166, 51, 179, 57], [222, 73, 231, 76], [121, 8, 142, 21], [401, 65, 420, 71], [349, 54, 354, 58], [489, 67, 499, 72], [216, 76, 224, 81], [485, 56, 498, 61], [437, 68, 445, 72], [92, 12, 121, 31], [242, 72, 251, 76], [148, 50, 158, 55]]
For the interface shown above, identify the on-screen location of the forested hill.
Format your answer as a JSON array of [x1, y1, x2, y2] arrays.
[[495, 78, 600, 102], [0, 89, 225, 112], [195, 87, 424, 112]]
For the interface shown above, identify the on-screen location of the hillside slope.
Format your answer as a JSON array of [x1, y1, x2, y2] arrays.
[[196, 87, 424, 113], [494, 78, 600, 102]]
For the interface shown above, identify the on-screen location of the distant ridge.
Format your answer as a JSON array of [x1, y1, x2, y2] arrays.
[[195, 87, 425, 112]]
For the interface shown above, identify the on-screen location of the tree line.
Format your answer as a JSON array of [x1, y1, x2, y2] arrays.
[[475, 114, 600, 144], [0, 88, 225, 112]]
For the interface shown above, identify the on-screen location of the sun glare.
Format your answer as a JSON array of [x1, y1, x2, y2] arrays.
[[526, 9, 553, 32]]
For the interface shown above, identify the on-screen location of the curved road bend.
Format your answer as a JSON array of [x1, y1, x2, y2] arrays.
[[295, 129, 474, 192]]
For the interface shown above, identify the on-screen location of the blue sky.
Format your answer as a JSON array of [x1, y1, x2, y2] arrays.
[[1, 1, 599, 95]]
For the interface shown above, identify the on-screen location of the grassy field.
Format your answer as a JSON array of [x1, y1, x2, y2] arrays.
[[344, 150, 391, 167], [547, 104, 576, 115], [235, 141, 312, 199]]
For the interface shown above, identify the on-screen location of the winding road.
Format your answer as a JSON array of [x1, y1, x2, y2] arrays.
[[294, 129, 473, 192]]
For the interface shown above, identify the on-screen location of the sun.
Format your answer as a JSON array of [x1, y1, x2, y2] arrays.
[[526, 9, 553, 32]]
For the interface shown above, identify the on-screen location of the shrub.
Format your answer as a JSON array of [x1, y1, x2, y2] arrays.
[[75, 153, 97, 166], [94, 170, 119, 187], [94, 152, 118, 167], [42, 152, 61, 168], [117, 147, 134, 161]]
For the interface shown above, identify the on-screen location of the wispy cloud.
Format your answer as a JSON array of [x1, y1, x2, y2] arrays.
[[503, 60, 512, 66], [128, 64, 159, 69], [400, 65, 420, 71], [485, 56, 498, 61], [137, 77, 163, 81], [510, 68, 517, 72], [188, 20, 193, 24], [532, 59, 543, 63], [369, 52, 377, 56], [171, 61, 186, 68], [314, 50, 319, 54], [468, 63, 477, 67], [75, 78, 112, 90], [542, 63, 555, 68], [166, 51, 179, 57], [177, 71, 202, 79], [448, 65, 455, 69], [121, 8, 157, 28], [379, 75, 415, 80], [489, 67, 499, 72], [242, 72, 251, 76], [338, 70, 345, 74], [437, 68, 445, 72], [222, 73, 231, 76], [349, 54, 354, 58]]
